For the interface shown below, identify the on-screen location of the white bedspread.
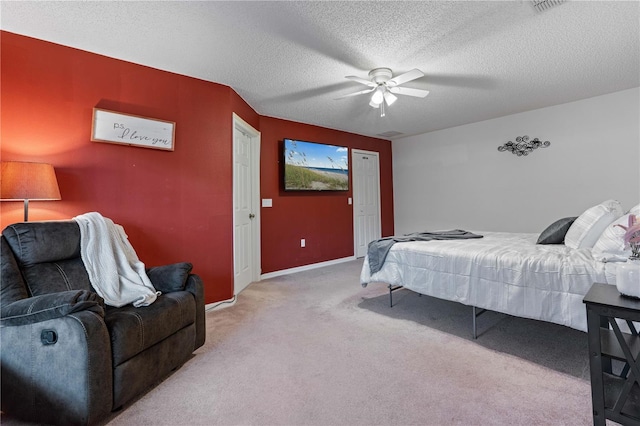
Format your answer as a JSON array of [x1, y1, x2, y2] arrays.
[[360, 231, 619, 332]]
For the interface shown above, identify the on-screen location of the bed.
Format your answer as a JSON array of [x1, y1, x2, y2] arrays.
[[360, 230, 619, 335]]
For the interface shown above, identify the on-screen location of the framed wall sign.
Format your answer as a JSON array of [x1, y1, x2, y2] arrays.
[[91, 108, 175, 151]]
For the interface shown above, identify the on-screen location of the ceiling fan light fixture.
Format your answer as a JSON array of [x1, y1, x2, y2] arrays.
[[383, 91, 398, 106], [370, 87, 384, 106], [342, 67, 427, 117]]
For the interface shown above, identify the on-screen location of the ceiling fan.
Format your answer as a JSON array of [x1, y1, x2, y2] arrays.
[[337, 68, 430, 117]]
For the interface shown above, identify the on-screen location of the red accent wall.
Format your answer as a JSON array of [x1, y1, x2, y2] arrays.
[[1, 31, 393, 301], [1, 31, 259, 304], [259, 116, 394, 273]]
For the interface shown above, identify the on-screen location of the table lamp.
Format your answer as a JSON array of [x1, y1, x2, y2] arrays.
[[1, 161, 62, 222]]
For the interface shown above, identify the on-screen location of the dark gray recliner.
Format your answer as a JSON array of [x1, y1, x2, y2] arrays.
[[0, 220, 205, 425]]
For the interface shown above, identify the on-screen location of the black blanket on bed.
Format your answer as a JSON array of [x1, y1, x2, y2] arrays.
[[367, 230, 483, 275]]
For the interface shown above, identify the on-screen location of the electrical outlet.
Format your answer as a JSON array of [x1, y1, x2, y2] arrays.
[[301, 239, 306, 248]]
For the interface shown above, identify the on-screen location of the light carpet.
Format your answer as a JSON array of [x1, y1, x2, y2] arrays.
[[105, 258, 594, 425]]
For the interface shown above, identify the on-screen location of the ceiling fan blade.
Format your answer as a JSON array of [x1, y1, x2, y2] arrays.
[[388, 86, 430, 98], [335, 87, 376, 100], [387, 69, 424, 87], [345, 75, 376, 87]]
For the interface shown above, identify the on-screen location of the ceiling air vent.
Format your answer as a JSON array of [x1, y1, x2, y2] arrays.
[[377, 131, 403, 138], [531, 0, 566, 13]]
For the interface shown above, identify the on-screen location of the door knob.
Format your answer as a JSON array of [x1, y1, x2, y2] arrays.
[[249, 213, 255, 219]]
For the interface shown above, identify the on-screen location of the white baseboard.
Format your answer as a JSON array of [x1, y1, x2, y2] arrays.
[[205, 295, 237, 312], [260, 256, 357, 280], [206, 257, 358, 310]]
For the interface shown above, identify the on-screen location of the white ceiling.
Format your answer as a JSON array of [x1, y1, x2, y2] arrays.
[[2, 1, 639, 140]]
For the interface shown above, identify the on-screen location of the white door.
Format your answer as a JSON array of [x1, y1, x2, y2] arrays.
[[233, 114, 261, 295], [352, 149, 381, 258]]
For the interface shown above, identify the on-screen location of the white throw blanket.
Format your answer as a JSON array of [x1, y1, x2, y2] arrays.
[[74, 212, 159, 307]]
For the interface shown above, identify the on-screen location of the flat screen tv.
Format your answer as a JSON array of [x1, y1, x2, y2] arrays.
[[283, 138, 349, 191]]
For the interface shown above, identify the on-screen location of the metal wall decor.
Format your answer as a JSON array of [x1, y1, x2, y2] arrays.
[[497, 136, 550, 157]]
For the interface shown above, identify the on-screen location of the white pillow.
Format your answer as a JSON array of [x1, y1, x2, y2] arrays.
[[592, 203, 640, 261], [564, 199, 624, 249]]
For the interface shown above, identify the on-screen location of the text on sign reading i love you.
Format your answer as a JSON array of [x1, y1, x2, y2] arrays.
[[114, 123, 170, 146], [91, 108, 175, 151]]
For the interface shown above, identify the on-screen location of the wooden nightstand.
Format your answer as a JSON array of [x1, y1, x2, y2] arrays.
[[584, 283, 640, 426]]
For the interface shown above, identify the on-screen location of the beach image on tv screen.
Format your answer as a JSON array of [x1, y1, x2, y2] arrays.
[[284, 139, 349, 191]]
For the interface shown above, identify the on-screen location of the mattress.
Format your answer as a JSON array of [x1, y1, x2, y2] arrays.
[[360, 231, 619, 332]]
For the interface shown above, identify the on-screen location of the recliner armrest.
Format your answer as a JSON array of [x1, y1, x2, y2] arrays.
[[184, 273, 205, 350], [146, 262, 193, 293], [1, 306, 113, 424], [1, 290, 104, 327]]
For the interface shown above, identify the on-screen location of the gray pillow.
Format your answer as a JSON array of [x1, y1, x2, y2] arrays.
[[536, 217, 578, 245], [146, 262, 193, 293]]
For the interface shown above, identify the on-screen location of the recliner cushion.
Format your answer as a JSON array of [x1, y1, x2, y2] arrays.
[[3, 221, 81, 266], [105, 291, 196, 366], [2, 222, 93, 296], [1, 237, 28, 303], [21, 259, 94, 296]]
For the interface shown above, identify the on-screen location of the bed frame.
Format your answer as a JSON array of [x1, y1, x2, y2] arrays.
[[387, 284, 488, 339], [361, 231, 617, 338]]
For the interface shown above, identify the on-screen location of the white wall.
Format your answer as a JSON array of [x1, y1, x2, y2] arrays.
[[393, 88, 640, 234]]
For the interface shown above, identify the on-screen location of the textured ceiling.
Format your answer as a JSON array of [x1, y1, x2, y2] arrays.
[[2, 1, 639, 140]]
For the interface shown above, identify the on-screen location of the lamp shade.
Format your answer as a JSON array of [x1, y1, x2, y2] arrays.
[[1, 161, 61, 201]]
